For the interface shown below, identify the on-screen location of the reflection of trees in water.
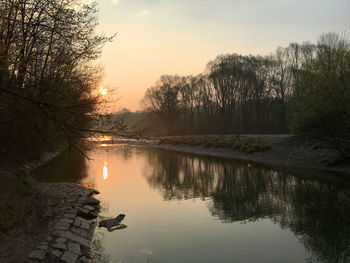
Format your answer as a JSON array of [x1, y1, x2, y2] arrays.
[[281, 182, 350, 262], [208, 168, 292, 223], [142, 148, 350, 262], [33, 149, 88, 183], [144, 150, 217, 200], [111, 145, 134, 161]]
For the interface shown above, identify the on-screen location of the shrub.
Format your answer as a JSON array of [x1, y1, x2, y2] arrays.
[[289, 33, 350, 154]]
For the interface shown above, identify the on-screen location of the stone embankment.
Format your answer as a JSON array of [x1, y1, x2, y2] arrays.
[[26, 183, 100, 263]]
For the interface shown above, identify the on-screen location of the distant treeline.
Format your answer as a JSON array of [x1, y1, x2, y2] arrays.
[[135, 32, 349, 146], [0, 0, 115, 162]]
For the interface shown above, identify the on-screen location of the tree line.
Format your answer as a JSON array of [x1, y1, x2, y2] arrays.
[[140, 32, 350, 145], [0, 0, 120, 162]]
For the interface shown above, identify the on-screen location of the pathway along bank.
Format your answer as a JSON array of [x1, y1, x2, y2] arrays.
[[26, 182, 100, 263]]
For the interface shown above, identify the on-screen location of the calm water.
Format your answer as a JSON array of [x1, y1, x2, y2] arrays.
[[34, 145, 350, 263]]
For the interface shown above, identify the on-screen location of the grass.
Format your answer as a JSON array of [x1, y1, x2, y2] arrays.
[[159, 135, 270, 154], [0, 168, 35, 231]]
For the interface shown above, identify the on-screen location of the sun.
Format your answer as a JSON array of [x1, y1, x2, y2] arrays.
[[99, 86, 107, 96]]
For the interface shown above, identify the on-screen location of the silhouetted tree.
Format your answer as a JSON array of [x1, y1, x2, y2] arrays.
[[139, 31, 348, 144], [0, 0, 120, 162]]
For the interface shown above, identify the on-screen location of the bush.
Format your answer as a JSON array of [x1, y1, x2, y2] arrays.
[[289, 33, 350, 150]]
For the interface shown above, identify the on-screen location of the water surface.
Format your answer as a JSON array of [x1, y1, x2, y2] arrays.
[[34, 145, 350, 263]]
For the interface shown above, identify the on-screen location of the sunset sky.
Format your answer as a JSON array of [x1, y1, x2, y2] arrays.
[[96, 0, 349, 111]]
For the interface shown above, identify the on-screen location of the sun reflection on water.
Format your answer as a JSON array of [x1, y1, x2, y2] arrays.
[[103, 161, 108, 180], [100, 136, 112, 141]]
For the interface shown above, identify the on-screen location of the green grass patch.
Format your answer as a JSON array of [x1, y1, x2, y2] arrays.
[[159, 136, 270, 154]]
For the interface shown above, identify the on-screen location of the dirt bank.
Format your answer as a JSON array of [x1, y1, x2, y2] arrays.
[[114, 135, 350, 176]]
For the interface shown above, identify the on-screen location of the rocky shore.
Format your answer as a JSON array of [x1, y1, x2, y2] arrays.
[[26, 182, 100, 263], [0, 149, 103, 263]]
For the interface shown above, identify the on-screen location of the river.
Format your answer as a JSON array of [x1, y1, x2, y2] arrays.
[[34, 144, 350, 263]]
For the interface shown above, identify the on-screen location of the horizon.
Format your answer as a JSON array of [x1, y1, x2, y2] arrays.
[[97, 0, 349, 111]]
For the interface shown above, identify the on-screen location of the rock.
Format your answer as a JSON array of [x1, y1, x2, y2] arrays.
[[78, 197, 86, 203], [64, 213, 77, 219], [81, 247, 92, 259], [65, 208, 78, 214], [56, 221, 70, 227], [28, 250, 46, 260], [66, 198, 78, 204], [77, 207, 89, 215], [53, 224, 70, 231], [52, 242, 67, 250], [83, 197, 100, 206], [80, 221, 90, 230], [78, 207, 98, 220], [59, 218, 74, 224], [68, 242, 81, 255], [71, 226, 88, 238], [73, 218, 81, 227], [37, 244, 48, 250], [50, 249, 62, 258], [54, 230, 91, 248], [55, 237, 67, 243], [79, 256, 88, 263], [83, 205, 95, 211], [99, 214, 127, 232], [61, 251, 79, 263], [27, 184, 100, 262], [88, 211, 98, 219], [74, 217, 90, 230], [86, 189, 100, 197]]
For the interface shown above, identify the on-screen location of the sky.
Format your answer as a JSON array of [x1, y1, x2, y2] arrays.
[[95, 0, 350, 111]]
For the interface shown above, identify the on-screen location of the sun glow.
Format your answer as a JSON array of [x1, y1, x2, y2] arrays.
[[99, 86, 107, 96]]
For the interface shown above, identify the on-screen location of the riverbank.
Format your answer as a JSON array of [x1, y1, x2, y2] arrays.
[[26, 182, 100, 263], [113, 135, 350, 176], [0, 151, 101, 263]]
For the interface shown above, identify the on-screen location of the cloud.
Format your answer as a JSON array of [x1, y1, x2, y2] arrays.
[[136, 9, 150, 17]]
